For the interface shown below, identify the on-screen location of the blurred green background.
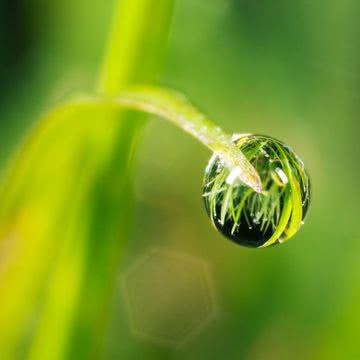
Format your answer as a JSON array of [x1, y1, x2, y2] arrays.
[[1, 0, 359, 358]]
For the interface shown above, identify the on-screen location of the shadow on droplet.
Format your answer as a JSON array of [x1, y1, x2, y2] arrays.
[[122, 247, 218, 348]]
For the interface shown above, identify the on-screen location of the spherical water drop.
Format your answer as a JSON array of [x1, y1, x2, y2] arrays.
[[202, 134, 311, 248]]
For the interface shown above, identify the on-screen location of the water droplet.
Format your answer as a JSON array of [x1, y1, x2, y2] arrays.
[[202, 134, 311, 248]]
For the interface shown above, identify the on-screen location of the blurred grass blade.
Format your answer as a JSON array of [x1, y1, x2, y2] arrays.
[[0, 0, 174, 358], [0, 104, 135, 358]]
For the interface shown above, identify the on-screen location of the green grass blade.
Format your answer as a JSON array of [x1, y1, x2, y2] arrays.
[[0, 0, 175, 358]]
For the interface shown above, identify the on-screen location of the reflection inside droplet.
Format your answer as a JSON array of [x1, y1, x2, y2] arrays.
[[202, 134, 311, 248]]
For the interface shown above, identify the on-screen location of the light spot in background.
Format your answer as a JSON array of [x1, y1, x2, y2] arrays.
[[47, 68, 92, 105], [122, 247, 217, 348], [245, 319, 310, 360], [0, 231, 19, 280]]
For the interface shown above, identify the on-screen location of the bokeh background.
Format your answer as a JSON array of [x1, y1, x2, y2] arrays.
[[1, 0, 360, 358]]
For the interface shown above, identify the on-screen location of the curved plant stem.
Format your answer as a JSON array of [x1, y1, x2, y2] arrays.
[[19, 81, 263, 359], [118, 86, 262, 192], [75, 85, 262, 192]]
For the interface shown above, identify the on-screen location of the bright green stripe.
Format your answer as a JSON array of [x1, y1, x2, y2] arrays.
[[283, 175, 303, 241], [220, 186, 233, 225], [260, 187, 292, 248], [276, 145, 303, 243], [98, 0, 174, 93]]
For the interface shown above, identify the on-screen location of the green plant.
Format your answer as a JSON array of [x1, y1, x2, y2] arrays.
[[0, 0, 174, 358], [0, 0, 311, 358]]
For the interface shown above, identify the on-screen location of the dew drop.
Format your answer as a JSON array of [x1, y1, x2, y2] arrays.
[[202, 134, 311, 248]]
